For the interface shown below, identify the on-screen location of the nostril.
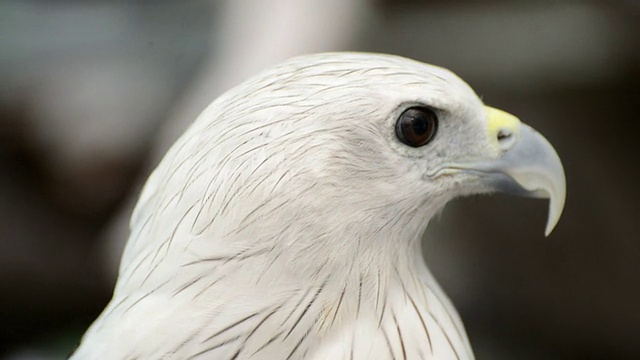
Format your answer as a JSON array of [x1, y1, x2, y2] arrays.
[[497, 129, 512, 141], [496, 128, 517, 151]]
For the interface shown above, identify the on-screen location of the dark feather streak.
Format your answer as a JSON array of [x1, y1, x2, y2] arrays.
[[283, 283, 324, 340], [201, 312, 260, 344]]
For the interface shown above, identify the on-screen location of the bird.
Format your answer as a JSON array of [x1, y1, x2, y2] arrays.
[[71, 52, 565, 360]]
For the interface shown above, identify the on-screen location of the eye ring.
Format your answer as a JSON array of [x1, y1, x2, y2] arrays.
[[395, 106, 438, 147]]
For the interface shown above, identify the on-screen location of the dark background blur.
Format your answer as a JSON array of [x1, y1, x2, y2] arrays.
[[1, 1, 638, 359]]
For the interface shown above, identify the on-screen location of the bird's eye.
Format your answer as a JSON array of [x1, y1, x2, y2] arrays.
[[395, 107, 438, 147]]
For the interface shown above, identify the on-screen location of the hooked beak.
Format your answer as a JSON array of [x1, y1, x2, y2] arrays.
[[442, 107, 566, 236]]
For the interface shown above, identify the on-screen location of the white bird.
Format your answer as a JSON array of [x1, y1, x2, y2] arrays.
[[72, 52, 565, 360]]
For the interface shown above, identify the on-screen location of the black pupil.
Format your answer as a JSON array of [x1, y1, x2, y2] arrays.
[[411, 114, 429, 135]]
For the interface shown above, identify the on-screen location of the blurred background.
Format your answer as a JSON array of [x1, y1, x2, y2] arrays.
[[1, 0, 638, 359]]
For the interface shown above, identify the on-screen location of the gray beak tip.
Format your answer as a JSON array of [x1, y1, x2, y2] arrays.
[[544, 170, 566, 237], [507, 125, 566, 237]]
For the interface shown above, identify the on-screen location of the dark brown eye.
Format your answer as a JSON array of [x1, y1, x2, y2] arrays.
[[395, 107, 438, 147]]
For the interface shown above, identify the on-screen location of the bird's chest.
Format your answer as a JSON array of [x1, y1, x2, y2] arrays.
[[174, 279, 474, 360], [185, 263, 476, 360], [305, 294, 474, 360]]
